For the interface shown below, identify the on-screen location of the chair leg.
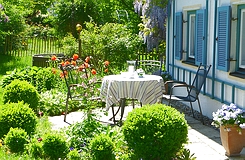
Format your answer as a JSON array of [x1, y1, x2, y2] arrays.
[[197, 98, 204, 125], [64, 94, 69, 122], [189, 102, 195, 118]]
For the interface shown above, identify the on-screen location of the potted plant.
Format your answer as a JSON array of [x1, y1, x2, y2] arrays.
[[212, 103, 245, 156]]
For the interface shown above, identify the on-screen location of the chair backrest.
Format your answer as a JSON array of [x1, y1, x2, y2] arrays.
[[136, 59, 163, 76], [190, 64, 211, 98], [60, 64, 87, 86]]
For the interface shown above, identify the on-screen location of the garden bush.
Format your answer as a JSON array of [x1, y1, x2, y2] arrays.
[[122, 104, 188, 160], [0, 102, 37, 139], [67, 149, 81, 160], [3, 79, 40, 112], [65, 113, 106, 150], [42, 132, 69, 159], [28, 138, 44, 159], [4, 127, 29, 153], [1, 66, 40, 88], [35, 67, 63, 92], [1, 66, 64, 93], [89, 134, 115, 160], [39, 89, 67, 116]]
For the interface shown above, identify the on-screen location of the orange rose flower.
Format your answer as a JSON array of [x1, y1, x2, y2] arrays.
[[104, 68, 108, 73], [52, 68, 56, 74], [91, 69, 97, 75], [65, 61, 70, 65], [78, 64, 85, 71], [73, 54, 79, 61], [85, 56, 90, 63], [60, 72, 64, 78], [51, 55, 57, 61], [104, 60, 109, 66], [71, 61, 76, 66], [61, 61, 65, 66], [84, 62, 89, 68]]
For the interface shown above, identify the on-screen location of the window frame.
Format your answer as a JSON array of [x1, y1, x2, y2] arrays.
[[186, 10, 196, 64], [237, 5, 245, 70]]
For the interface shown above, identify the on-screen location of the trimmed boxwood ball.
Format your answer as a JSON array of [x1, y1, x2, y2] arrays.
[[89, 134, 115, 160], [0, 102, 37, 139], [3, 79, 40, 112], [42, 133, 69, 160], [4, 127, 29, 153], [122, 104, 188, 160]]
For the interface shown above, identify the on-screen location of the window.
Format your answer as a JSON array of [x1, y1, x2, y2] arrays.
[[187, 11, 196, 59], [230, 4, 245, 78], [229, 5, 245, 78], [238, 5, 245, 69], [185, 10, 205, 65]]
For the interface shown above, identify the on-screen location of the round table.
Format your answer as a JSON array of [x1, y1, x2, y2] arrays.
[[100, 74, 164, 123]]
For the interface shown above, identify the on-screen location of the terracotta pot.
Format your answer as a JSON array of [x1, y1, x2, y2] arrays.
[[220, 125, 245, 156]]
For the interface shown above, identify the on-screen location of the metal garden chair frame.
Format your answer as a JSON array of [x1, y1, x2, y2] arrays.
[[162, 64, 211, 124], [60, 64, 88, 122]]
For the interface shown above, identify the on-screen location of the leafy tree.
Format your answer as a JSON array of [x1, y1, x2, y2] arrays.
[[79, 22, 143, 70], [49, 0, 141, 37]]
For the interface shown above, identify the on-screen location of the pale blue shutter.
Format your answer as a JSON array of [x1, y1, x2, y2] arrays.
[[175, 12, 183, 60], [217, 6, 231, 71], [195, 9, 205, 65]]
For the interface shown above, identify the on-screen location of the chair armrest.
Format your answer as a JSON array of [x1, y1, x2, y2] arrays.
[[164, 80, 187, 85], [169, 83, 197, 96], [164, 80, 187, 94]]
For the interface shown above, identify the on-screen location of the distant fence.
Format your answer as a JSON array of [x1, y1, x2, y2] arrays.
[[1, 34, 164, 64], [1, 35, 64, 57], [137, 52, 164, 61]]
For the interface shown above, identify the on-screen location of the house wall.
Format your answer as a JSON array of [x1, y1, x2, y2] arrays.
[[166, 0, 245, 119]]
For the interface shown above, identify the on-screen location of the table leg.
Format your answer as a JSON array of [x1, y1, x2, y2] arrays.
[[120, 98, 126, 121]]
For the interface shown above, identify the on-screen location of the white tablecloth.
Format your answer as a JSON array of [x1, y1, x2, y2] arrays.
[[100, 74, 164, 110]]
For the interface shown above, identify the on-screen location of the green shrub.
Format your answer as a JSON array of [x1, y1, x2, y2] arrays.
[[4, 127, 29, 153], [122, 104, 188, 160], [3, 79, 40, 112], [89, 134, 115, 160], [35, 67, 63, 92], [1, 66, 64, 93], [42, 132, 69, 159], [67, 149, 81, 160], [65, 113, 106, 150], [39, 89, 66, 116], [28, 138, 44, 159], [1, 66, 40, 88], [0, 102, 37, 139]]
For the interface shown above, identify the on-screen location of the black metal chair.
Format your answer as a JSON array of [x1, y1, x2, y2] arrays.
[[59, 64, 89, 122], [162, 64, 211, 124]]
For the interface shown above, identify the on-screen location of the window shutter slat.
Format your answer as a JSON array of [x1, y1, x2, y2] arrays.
[[195, 9, 205, 65], [175, 12, 183, 60], [217, 6, 230, 71]]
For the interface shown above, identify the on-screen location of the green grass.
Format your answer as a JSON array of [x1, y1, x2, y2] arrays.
[[0, 55, 32, 75], [0, 149, 36, 160]]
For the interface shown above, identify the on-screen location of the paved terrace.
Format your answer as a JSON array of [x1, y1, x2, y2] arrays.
[[49, 101, 245, 160]]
